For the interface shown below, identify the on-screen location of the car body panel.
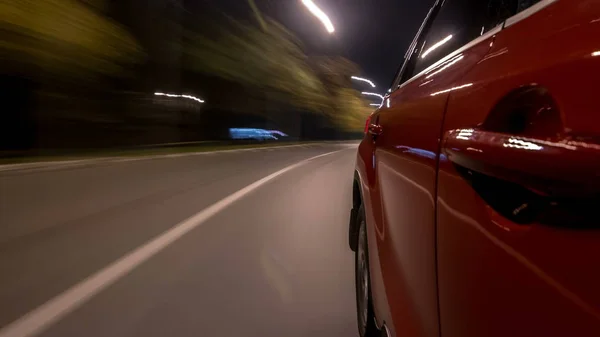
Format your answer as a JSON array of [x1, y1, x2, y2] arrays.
[[360, 24, 497, 337], [437, 1, 600, 336], [355, 1, 600, 337], [356, 126, 392, 330]]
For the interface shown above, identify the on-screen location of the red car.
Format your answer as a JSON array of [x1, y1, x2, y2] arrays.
[[349, 1, 600, 336]]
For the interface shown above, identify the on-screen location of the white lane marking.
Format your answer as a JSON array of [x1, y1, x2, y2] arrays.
[[0, 149, 345, 337]]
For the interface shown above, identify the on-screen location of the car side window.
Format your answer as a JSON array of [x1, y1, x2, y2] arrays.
[[388, 64, 403, 93], [487, 0, 519, 29], [518, 0, 542, 12], [412, 0, 502, 76], [397, 0, 520, 85], [392, 3, 441, 88], [488, 0, 543, 23]]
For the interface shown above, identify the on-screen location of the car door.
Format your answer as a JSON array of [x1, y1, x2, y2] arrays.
[[369, 1, 514, 336], [436, 1, 600, 336]]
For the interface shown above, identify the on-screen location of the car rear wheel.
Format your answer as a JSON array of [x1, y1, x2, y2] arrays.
[[355, 205, 379, 337]]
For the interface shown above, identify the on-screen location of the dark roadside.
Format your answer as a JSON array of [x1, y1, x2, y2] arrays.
[[0, 140, 357, 166]]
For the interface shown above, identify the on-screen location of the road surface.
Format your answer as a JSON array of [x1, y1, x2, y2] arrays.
[[0, 143, 359, 337]]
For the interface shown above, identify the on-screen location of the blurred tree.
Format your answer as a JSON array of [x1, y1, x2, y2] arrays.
[[183, 15, 370, 131], [0, 0, 367, 154], [310, 56, 360, 91], [0, 0, 143, 80], [310, 56, 373, 131], [330, 88, 373, 131], [1, 0, 146, 152], [183, 17, 328, 112]]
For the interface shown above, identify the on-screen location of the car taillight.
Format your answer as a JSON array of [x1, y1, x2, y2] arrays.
[[364, 115, 372, 134]]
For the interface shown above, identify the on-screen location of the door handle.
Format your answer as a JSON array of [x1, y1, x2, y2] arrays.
[[368, 124, 383, 138], [443, 129, 600, 197]]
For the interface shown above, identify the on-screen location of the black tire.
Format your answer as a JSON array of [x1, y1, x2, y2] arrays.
[[355, 205, 380, 337], [349, 207, 359, 252]]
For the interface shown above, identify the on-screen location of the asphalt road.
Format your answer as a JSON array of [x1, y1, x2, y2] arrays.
[[0, 143, 359, 337]]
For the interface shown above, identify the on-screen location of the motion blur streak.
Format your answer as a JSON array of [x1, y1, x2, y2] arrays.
[[361, 92, 385, 100], [229, 128, 288, 140], [0, 0, 390, 336], [155, 92, 205, 103], [2, 0, 372, 155], [351, 76, 376, 87], [301, 0, 335, 33]]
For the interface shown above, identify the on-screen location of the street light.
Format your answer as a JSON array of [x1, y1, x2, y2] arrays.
[[362, 91, 384, 107], [351, 76, 376, 88], [155, 92, 204, 103], [301, 0, 335, 33], [361, 92, 384, 100]]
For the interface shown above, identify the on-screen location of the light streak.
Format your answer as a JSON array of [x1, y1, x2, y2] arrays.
[[301, 0, 335, 33], [351, 76, 376, 88], [155, 92, 204, 103], [361, 92, 385, 100]]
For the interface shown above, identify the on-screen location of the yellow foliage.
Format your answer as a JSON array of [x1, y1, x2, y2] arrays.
[[184, 18, 330, 112], [329, 88, 373, 131], [1, 0, 142, 77]]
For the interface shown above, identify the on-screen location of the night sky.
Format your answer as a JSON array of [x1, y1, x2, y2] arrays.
[[196, 0, 433, 94], [262, 0, 433, 91]]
